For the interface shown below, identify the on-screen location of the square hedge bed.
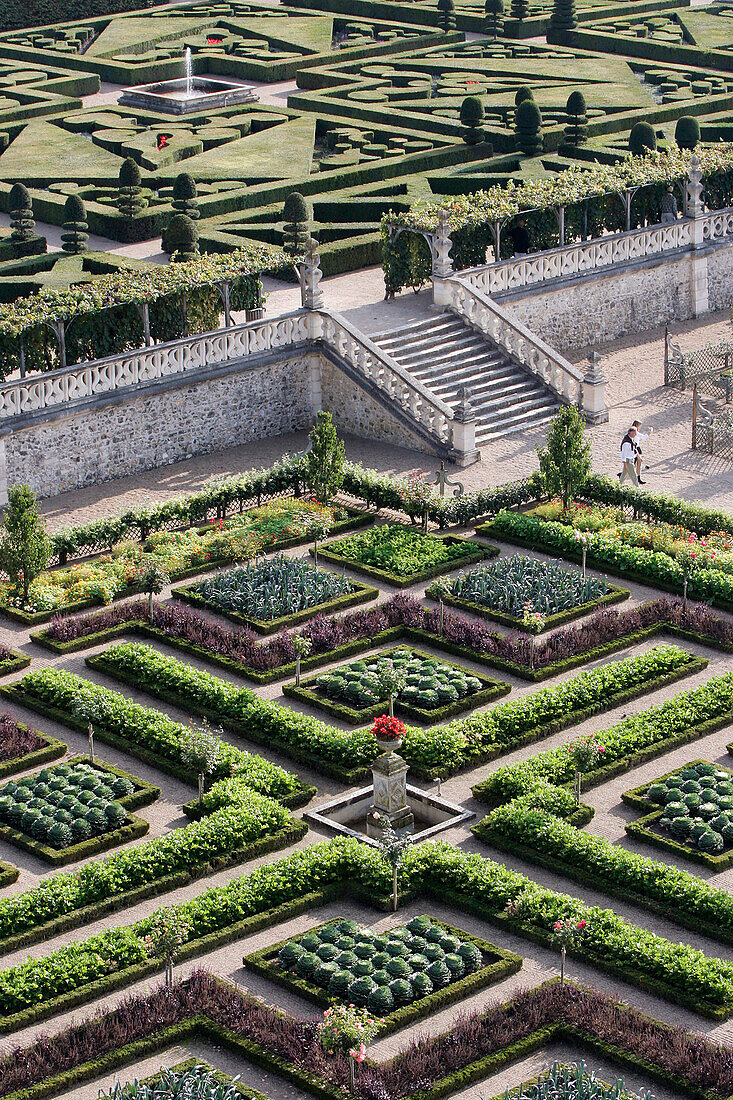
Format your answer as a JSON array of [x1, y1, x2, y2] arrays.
[[243, 915, 521, 1037], [173, 555, 378, 634], [427, 556, 629, 633], [282, 645, 510, 725], [0, 756, 159, 866], [0, 721, 67, 780], [622, 758, 733, 870], [315, 523, 494, 587]]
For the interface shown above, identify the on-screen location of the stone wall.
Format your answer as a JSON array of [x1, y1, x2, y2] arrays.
[[318, 358, 431, 454], [706, 245, 733, 312], [4, 353, 315, 499]]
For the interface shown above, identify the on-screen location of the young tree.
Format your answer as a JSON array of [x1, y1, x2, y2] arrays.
[[145, 906, 191, 987], [166, 213, 199, 262], [136, 556, 170, 622], [0, 484, 51, 606], [438, 0, 456, 30], [306, 410, 345, 503], [484, 0, 504, 37], [460, 96, 485, 145], [629, 121, 657, 155], [564, 91, 588, 146], [8, 183, 38, 257], [537, 406, 592, 510], [305, 513, 333, 567], [60, 194, 88, 254], [510, 0, 528, 21], [515, 97, 543, 156], [375, 813, 412, 911], [181, 718, 222, 803], [282, 191, 310, 256], [675, 115, 700, 151], [117, 157, 147, 219], [172, 171, 199, 218]]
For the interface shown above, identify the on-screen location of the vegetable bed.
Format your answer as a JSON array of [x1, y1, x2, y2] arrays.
[[316, 524, 492, 586]]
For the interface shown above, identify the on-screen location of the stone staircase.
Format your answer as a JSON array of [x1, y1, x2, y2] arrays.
[[371, 314, 561, 444]]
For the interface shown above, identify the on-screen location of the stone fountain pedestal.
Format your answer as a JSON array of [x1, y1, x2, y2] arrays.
[[366, 739, 414, 839]]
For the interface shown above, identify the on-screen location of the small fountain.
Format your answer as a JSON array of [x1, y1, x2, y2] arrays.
[[119, 44, 259, 114], [305, 717, 472, 847]]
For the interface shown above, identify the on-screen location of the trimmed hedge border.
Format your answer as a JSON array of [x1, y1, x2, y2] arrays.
[[172, 577, 379, 635], [0, 652, 30, 677], [314, 535, 494, 588], [621, 758, 733, 872], [427, 582, 630, 633], [1, 681, 316, 809], [83, 643, 706, 783], [0, 756, 159, 867], [243, 917, 522, 1037], [0, 730, 67, 779], [282, 646, 510, 726], [0, 862, 17, 889]]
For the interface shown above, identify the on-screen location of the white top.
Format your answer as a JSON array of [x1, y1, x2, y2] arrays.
[[621, 440, 636, 463], [634, 430, 649, 442]]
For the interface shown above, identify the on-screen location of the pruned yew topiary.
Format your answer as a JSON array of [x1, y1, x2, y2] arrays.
[[60, 194, 88, 255], [515, 85, 534, 106], [437, 0, 456, 29], [675, 115, 700, 151], [8, 183, 39, 257], [172, 172, 199, 219], [549, 0, 577, 36], [117, 157, 147, 220], [460, 95, 485, 145], [282, 191, 310, 256], [564, 91, 588, 146], [510, 0, 529, 21], [629, 121, 657, 154], [484, 0, 504, 37], [515, 98, 542, 156], [166, 214, 199, 262]]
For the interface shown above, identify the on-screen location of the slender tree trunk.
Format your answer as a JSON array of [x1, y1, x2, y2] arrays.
[[392, 865, 398, 911], [560, 945, 566, 984], [148, 590, 154, 623], [198, 772, 204, 804]]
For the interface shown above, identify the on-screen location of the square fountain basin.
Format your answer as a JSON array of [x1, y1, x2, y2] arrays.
[[118, 77, 259, 114], [305, 784, 473, 848]]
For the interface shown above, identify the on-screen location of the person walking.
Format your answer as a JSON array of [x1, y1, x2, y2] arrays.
[[618, 427, 639, 485], [631, 420, 653, 483]]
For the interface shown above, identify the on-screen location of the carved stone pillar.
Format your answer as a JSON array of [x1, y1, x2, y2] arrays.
[[432, 209, 454, 308], [582, 351, 609, 424], [366, 742, 414, 839], [299, 238, 324, 310], [451, 386, 480, 466], [685, 155, 709, 316]]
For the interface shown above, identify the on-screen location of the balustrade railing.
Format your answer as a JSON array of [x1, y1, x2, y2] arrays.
[[444, 278, 583, 406], [460, 217, 696, 297]]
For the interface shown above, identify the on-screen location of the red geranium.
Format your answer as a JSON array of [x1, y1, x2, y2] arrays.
[[372, 715, 405, 741]]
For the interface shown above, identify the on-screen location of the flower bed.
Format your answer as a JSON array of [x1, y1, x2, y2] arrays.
[[1, 974, 731, 1100], [77, 641, 703, 782], [622, 759, 733, 870], [428, 557, 627, 632], [174, 555, 377, 634], [1, 669, 314, 808], [0, 714, 66, 779], [284, 646, 508, 725], [243, 915, 521, 1035], [1, 499, 366, 625], [316, 524, 491, 586], [0, 757, 158, 866], [478, 511, 733, 611]]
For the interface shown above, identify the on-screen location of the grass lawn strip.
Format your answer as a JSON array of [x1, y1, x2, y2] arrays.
[[0, 756, 159, 867], [243, 915, 522, 1036], [283, 646, 510, 725], [77, 642, 705, 781]]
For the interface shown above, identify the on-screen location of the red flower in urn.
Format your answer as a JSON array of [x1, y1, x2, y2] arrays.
[[372, 715, 406, 743]]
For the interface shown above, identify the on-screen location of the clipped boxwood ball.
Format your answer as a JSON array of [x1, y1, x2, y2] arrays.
[[348, 976, 376, 1005], [328, 970, 351, 997], [388, 978, 413, 1005], [295, 952, 319, 978], [368, 985, 394, 1015], [426, 960, 451, 988], [372, 968, 391, 986], [315, 962, 338, 987], [386, 956, 410, 978], [411, 971, 433, 998], [630, 118, 657, 151], [279, 942, 304, 968]]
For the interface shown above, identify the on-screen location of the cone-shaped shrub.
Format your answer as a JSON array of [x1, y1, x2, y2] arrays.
[[510, 0, 528, 20], [60, 194, 88, 254], [675, 115, 700, 150], [8, 183, 35, 243], [460, 95, 485, 145], [484, 0, 504, 37], [629, 121, 657, 154], [515, 98, 542, 156], [564, 90, 588, 145], [282, 191, 310, 256], [166, 214, 199, 262], [515, 85, 533, 106], [172, 172, 199, 218]]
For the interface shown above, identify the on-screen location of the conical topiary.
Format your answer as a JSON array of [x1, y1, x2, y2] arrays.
[[166, 214, 199, 262], [484, 0, 504, 37], [629, 121, 657, 155], [60, 194, 88, 254], [172, 172, 199, 218], [510, 0, 528, 22], [549, 0, 577, 37], [675, 115, 700, 151], [515, 85, 533, 106], [460, 96, 485, 145], [8, 183, 38, 256], [282, 191, 310, 256], [437, 0, 457, 31], [515, 97, 542, 156], [564, 90, 588, 146], [117, 157, 147, 219]]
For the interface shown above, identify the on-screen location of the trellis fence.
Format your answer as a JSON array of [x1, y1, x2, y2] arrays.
[[665, 328, 733, 403], [692, 385, 733, 459]]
